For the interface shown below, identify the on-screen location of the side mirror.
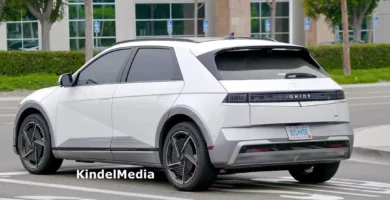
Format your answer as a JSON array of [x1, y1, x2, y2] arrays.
[[58, 73, 73, 87]]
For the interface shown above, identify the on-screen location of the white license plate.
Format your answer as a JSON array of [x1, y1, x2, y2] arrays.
[[286, 125, 312, 140]]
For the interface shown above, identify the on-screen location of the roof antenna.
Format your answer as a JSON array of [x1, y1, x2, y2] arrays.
[[225, 32, 235, 39]]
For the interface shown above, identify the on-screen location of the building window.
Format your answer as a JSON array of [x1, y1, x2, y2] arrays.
[[6, 11, 39, 51], [135, 3, 205, 38], [336, 15, 372, 43], [250, 0, 290, 43], [68, 0, 116, 51]]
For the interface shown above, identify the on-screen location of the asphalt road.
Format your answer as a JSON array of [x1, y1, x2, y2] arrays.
[[0, 84, 389, 200]]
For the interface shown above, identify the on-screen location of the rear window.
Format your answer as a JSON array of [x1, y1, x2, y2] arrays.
[[208, 48, 328, 80]]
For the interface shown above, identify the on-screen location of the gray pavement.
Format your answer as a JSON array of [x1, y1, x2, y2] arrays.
[[0, 84, 390, 200]]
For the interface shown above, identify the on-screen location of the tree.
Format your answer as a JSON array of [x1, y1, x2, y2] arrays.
[[193, 0, 204, 37], [266, 0, 276, 39], [0, 0, 26, 23], [0, 0, 4, 15], [23, 0, 67, 50], [303, 0, 379, 42], [85, 0, 93, 62], [341, 0, 351, 75]]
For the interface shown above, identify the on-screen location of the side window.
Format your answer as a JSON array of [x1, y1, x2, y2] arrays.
[[126, 48, 182, 82], [76, 49, 132, 86]]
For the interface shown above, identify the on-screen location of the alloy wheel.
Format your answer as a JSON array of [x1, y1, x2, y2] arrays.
[[165, 131, 198, 185], [19, 122, 45, 168]]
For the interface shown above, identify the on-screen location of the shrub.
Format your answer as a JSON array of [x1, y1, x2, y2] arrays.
[[0, 51, 100, 76], [308, 44, 390, 71], [0, 44, 390, 76]]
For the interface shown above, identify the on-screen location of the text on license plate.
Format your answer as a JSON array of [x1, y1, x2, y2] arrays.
[[285, 125, 312, 140]]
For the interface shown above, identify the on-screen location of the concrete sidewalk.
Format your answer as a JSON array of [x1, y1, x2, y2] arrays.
[[352, 124, 390, 164]]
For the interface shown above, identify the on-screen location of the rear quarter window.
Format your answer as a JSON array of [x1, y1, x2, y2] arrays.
[[198, 47, 328, 80]]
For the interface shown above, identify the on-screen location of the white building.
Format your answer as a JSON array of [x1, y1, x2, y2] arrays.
[[0, 0, 389, 51]]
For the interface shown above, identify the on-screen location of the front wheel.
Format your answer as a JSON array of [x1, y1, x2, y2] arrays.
[[289, 161, 340, 184], [162, 122, 218, 191], [17, 113, 63, 174]]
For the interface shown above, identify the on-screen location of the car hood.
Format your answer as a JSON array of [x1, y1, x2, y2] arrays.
[[19, 86, 59, 105]]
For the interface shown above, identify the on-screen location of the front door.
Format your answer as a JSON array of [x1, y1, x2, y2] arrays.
[[111, 47, 184, 165], [55, 48, 133, 161]]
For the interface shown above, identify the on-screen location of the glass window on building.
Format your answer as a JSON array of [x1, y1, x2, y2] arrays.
[[335, 15, 373, 43], [135, 2, 205, 38], [6, 11, 39, 51], [250, 0, 290, 43], [68, 0, 116, 51]]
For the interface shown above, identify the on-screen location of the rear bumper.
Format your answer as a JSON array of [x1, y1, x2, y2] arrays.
[[209, 123, 354, 169]]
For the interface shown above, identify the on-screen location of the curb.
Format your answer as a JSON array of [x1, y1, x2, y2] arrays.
[[341, 82, 390, 89], [352, 147, 390, 164], [0, 97, 24, 101]]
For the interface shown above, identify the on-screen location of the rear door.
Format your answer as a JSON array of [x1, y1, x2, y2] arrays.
[[197, 47, 348, 127]]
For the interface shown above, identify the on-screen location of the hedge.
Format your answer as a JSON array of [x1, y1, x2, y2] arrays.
[[309, 44, 390, 71], [1, 44, 390, 76]]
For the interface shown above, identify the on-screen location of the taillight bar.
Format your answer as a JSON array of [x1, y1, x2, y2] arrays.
[[223, 90, 345, 103]]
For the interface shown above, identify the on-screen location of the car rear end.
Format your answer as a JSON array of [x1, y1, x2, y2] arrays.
[[192, 40, 353, 171]]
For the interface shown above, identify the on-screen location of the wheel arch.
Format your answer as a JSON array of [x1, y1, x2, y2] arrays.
[[156, 106, 213, 164], [13, 101, 55, 155]]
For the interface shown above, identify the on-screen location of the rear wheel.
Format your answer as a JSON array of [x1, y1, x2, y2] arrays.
[[17, 114, 63, 174], [289, 161, 340, 184], [162, 122, 218, 191]]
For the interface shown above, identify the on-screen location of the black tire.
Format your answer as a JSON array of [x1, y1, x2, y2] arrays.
[[162, 122, 218, 191], [17, 113, 63, 174], [289, 161, 340, 184]]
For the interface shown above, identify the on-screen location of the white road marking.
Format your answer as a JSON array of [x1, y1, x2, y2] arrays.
[[0, 98, 23, 102], [346, 91, 390, 95], [0, 107, 17, 110], [251, 179, 380, 197], [0, 178, 192, 200], [0, 172, 29, 176], [348, 158, 390, 166], [17, 196, 95, 200], [0, 123, 13, 125], [279, 177, 390, 194], [0, 114, 15, 117], [347, 96, 390, 100], [211, 189, 344, 200], [257, 177, 387, 191], [349, 102, 390, 106]]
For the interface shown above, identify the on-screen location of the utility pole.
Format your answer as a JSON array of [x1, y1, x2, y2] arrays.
[[341, 0, 351, 75], [85, 0, 93, 62]]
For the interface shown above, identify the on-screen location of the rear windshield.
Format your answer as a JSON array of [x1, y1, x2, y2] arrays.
[[212, 48, 328, 80]]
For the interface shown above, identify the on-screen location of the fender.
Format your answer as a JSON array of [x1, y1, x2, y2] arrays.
[[13, 100, 55, 155], [155, 105, 214, 149]]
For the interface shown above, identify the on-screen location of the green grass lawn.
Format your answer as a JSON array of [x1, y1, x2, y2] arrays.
[[328, 68, 390, 84], [0, 68, 390, 92], [0, 74, 59, 92]]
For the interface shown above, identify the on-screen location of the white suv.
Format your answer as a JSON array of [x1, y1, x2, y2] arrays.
[[13, 37, 353, 191]]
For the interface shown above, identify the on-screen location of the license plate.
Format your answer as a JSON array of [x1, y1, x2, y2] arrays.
[[286, 125, 312, 140]]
